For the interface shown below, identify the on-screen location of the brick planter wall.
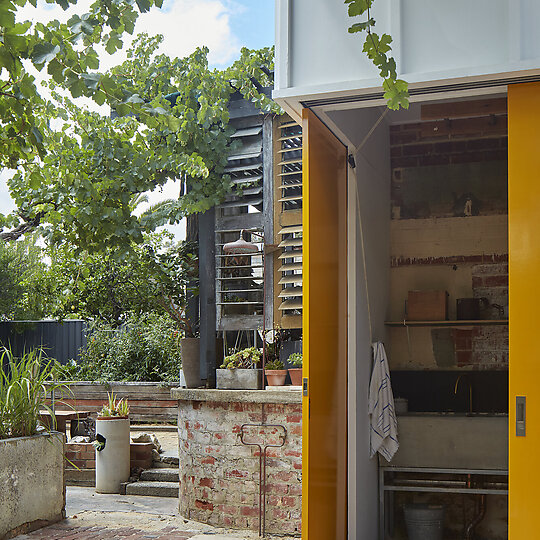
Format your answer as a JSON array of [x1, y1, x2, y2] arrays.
[[171, 389, 302, 536], [65, 441, 153, 486]]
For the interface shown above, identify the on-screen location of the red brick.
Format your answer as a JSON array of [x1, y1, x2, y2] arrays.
[[240, 506, 259, 517], [218, 504, 238, 515], [227, 469, 249, 479], [195, 500, 213, 511], [199, 478, 214, 488], [456, 351, 472, 366], [286, 414, 302, 424], [200, 456, 216, 465], [484, 275, 508, 287]]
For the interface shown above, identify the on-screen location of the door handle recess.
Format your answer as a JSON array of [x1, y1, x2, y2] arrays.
[[516, 396, 526, 437]]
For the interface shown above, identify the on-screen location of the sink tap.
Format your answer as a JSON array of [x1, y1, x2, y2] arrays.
[[454, 374, 473, 413]]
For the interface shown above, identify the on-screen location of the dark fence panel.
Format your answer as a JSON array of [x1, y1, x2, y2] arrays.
[[0, 320, 87, 365]]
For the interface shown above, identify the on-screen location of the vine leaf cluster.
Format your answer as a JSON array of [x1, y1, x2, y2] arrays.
[[345, 0, 409, 110]]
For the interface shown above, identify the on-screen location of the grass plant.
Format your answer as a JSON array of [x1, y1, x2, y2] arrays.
[[0, 348, 69, 439]]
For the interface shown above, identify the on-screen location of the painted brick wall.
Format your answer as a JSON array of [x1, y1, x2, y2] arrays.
[[177, 400, 302, 536]]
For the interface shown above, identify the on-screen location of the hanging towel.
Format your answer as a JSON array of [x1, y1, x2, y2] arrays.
[[369, 342, 399, 462]]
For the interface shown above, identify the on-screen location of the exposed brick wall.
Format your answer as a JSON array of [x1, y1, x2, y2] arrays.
[[177, 399, 302, 536], [65, 441, 153, 486], [390, 115, 507, 170], [451, 262, 508, 369]]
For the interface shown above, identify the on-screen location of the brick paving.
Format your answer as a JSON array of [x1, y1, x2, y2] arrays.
[[14, 521, 196, 539]]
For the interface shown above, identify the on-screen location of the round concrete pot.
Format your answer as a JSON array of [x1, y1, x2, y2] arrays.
[[95, 416, 130, 493], [288, 367, 303, 386], [265, 369, 287, 386], [181, 337, 201, 388]]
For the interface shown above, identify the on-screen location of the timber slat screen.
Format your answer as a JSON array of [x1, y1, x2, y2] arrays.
[[215, 112, 266, 332], [274, 116, 303, 329]]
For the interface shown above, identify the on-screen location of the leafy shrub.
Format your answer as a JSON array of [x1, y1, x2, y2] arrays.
[[220, 347, 262, 369], [67, 313, 182, 382], [288, 353, 303, 367], [0, 348, 69, 439]]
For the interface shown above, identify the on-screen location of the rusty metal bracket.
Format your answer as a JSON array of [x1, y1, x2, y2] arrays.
[[239, 423, 287, 537]]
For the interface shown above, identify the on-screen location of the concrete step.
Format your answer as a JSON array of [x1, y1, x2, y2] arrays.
[[125, 480, 179, 498], [140, 468, 179, 482], [154, 454, 179, 468]]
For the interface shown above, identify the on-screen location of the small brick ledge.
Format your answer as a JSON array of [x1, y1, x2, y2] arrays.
[[173, 389, 302, 536]]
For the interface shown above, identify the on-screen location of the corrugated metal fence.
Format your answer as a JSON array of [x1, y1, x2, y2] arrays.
[[0, 320, 87, 365]]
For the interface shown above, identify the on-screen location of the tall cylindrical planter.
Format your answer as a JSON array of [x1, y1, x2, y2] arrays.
[[181, 337, 201, 388], [95, 416, 130, 493]]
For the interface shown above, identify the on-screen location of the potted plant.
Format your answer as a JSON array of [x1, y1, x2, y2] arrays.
[[95, 392, 130, 494], [216, 347, 263, 390], [265, 359, 287, 386], [287, 352, 303, 386], [0, 348, 68, 538]]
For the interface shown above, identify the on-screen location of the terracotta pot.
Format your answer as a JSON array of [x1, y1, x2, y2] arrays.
[[265, 369, 287, 386], [288, 367, 303, 386]]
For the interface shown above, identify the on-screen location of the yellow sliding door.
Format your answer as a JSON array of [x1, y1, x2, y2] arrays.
[[508, 82, 540, 538], [302, 108, 348, 539]]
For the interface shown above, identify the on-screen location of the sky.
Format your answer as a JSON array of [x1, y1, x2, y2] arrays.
[[1, 0, 275, 238]]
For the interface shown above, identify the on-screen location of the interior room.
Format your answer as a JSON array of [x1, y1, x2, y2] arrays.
[[326, 94, 509, 539]]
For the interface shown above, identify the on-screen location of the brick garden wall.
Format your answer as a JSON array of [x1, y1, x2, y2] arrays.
[[176, 393, 302, 536], [65, 441, 153, 486]]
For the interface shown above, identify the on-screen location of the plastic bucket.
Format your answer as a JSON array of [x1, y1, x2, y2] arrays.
[[403, 503, 445, 540]]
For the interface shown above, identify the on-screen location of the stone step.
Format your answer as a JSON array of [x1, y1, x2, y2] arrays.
[[125, 480, 179, 498], [154, 454, 179, 468], [140, 468, 179, 482]]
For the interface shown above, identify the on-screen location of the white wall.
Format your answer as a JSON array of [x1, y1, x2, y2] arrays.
[[345, 107, 391, 539], [275, 0, 540, 110]]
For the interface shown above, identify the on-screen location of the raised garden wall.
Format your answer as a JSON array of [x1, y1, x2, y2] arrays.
[[171, 389, 302, 537], [1, 432, 65, 539], [50, 382, 178, 422]]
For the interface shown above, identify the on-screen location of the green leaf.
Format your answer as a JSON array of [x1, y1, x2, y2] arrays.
[[135, 0, 152, 13], [31, 43, 61, 66], [346, 0, 372, 17], [348, 19, 375, 33], [81, 73, 101, 91], [29, 171, 42, 189], [30, 127, 43, 145]]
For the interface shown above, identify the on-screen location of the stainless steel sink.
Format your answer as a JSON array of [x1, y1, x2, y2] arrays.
[[385, 414, 508, 470]]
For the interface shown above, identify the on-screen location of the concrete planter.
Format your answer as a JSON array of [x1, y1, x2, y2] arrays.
[[95, 417, 130, 493], [0, 432, 65, 538], [216, 368, 263, 390], [180, 337, 201, 388]]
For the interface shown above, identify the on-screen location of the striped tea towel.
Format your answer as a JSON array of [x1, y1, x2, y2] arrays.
[[369, 341, 399, 462]]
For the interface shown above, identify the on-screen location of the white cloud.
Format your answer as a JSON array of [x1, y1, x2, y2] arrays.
[[135, 0, 242, 67]]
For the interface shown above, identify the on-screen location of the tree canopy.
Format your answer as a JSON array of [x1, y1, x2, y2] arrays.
[[1, 1, 279, 252]]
